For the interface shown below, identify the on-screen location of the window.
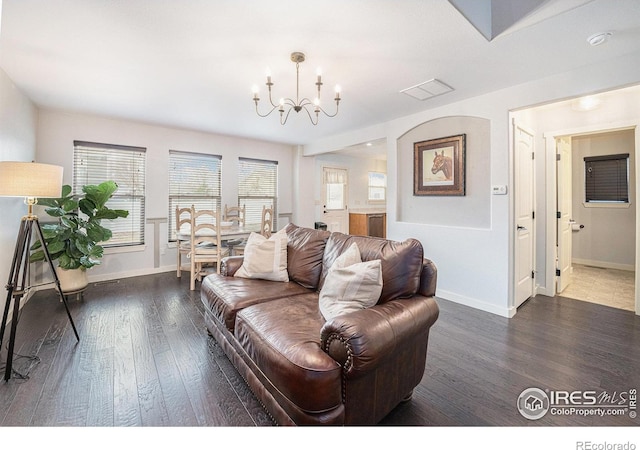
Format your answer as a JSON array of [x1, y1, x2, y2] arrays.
[[368, 172, 386, 202], [584, 153, 629, 203], [73, 141, 146, 247], [168, 150, 222, 241], [238, 158, 278, 226]]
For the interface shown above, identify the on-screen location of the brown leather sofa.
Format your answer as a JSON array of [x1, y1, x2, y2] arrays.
[[201, 223, 439, 425]]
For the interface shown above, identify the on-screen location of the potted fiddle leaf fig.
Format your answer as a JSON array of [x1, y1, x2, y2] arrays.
[[30, 180, 129, 292]]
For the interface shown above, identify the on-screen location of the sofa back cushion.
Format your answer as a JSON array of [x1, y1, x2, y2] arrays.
[[319, 242, 383, 321], [320, 233, 424, 303], [284, 223, 331, 289]]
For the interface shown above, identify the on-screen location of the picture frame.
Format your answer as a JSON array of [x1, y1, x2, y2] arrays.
[[413, 134, 466, 196]]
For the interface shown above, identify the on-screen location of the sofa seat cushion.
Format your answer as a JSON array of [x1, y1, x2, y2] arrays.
[[201, 273, 311, 331], [235, 293, 342, 414]]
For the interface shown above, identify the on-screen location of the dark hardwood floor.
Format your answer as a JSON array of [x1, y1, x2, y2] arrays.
[[1, 272, 639, 428]]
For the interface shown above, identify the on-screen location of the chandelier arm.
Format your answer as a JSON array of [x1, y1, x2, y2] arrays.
[[298, 98, 315, 108], [316, 102, 340, 118], [266, 85, 279, 109], [280, 106, 294, 125], [302, 106, 319, 126], [254, 102, 280, 118], [281, 98, 298, 107]]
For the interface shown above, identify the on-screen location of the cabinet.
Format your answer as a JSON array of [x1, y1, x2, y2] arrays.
[[349, 212, 386, 238]]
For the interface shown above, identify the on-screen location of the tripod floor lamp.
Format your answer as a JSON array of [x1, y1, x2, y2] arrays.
[[0, 161, 79, 381]]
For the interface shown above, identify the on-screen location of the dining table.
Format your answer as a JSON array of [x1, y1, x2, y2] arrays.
[[176, 223, 261, 255]]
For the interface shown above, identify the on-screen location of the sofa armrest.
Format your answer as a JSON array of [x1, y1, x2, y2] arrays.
[[320, 295, 439, 378], [220, 256, 244, 276], [418, 259, 437, 297]]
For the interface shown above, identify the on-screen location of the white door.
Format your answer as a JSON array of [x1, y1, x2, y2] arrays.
[[322, 167, 349, 233], [514, 123, 535, 308], [556, 137, 573, 293]]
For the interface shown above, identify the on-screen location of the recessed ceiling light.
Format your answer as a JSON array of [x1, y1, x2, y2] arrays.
[[587, 31, 613, 46], [571, 95, 602, 111]]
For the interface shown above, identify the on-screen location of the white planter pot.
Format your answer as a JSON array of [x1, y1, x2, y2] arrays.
[[55, 267, 89, 293]]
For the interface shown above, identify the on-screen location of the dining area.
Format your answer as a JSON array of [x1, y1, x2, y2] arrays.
[[175, 204, 274, 290]]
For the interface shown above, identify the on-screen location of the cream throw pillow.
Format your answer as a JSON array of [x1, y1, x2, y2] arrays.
[[319, 242, 383, 321], [234, 229, 289, 282]]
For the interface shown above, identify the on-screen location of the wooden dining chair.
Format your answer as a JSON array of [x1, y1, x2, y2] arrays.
[[189, 206, 230, 290], [223, 204, 246, 255], [261, 205, 274, 238], [175, 205, 192, 278], [223, 204, 245, 226]]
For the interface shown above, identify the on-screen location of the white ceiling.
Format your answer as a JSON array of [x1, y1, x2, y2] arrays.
[[1, 0, 639, 146]]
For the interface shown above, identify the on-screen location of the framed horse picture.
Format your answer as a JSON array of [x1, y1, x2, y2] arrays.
[[413, 134, 466, 196]]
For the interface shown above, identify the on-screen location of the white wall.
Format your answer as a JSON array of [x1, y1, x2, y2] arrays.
[[35, 109, 296, 282], [571, 130, 636, 270], [302, 49, 640, 317], [0, 68, 38, 316], [397, 116, 491, 228]]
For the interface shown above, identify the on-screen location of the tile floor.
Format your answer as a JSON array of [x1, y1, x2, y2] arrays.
[[559, 263, 636, 311]]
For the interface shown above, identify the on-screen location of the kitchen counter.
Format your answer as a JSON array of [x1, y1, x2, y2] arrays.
[[349, 211, 386, 238]]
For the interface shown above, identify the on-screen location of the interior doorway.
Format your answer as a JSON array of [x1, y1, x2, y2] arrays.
[[511, 84, 640, 316], [554, 128, 636, 311]]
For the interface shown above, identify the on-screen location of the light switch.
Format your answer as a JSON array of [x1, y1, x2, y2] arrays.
[[492, 185, 507, 195]]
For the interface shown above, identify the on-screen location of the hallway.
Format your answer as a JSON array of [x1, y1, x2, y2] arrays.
[[559, 263, 635, 311]]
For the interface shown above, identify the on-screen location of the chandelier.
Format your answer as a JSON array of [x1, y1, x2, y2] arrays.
[[252, 52, 341, 125]]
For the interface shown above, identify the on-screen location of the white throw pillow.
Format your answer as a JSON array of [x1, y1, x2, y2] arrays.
[[331, 241, 362, 270], [234, 229, 289, 282], [319, 243, 383, 321]]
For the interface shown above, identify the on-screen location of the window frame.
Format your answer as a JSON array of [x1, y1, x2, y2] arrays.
[[368, 171, 387, 203], [73, 140, 146, 248], [583, 153, 630, 206], [237, 157, 278, 228], [168, 150, 222, 242]]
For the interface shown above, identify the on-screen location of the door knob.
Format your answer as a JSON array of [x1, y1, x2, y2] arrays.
[[517, 225, 527, 231]]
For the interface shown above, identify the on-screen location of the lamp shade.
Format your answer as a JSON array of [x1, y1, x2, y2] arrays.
[[0, 161, 63, 198]]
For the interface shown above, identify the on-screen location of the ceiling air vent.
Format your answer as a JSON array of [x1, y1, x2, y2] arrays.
[[400, 79, 454, 101]]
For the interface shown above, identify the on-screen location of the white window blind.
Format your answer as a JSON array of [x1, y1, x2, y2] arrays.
[[238, 157, 278, 227], [73, 141, 146, 247], [168, 150, 222, 241], [584, 153, 629, 203]]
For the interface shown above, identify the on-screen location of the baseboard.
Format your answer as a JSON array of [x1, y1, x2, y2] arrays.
[[86, 265, 176, 284], [436, 289, 514, 318], [535, 284, 554, 297], [29, 265, 177, 294], [572, 258, 635, 272]]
